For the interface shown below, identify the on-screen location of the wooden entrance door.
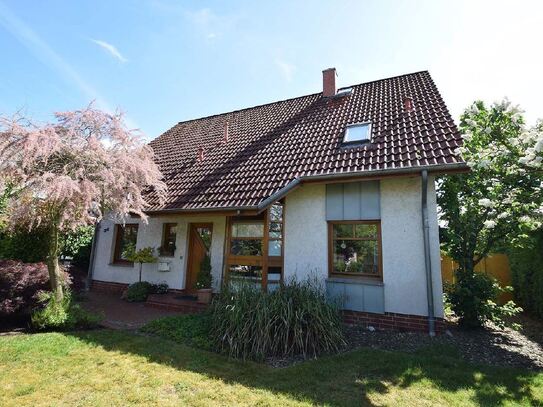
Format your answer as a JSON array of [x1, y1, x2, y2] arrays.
[[185, 223, 213, 292]]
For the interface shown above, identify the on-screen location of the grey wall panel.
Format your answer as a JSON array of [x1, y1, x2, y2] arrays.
[[360, 181, 380, 220], [363, 284, 385, 313], [343, 182, 361, 220], [326, 278, 385, 314], [325, 184, 344, 220], [326, 181, 381, 220]]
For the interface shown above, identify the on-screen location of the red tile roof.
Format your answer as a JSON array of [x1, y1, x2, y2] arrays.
[[147, 71, 464, 212]]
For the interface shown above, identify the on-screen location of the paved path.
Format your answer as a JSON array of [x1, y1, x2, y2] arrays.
[[80, 291, 181, 330]]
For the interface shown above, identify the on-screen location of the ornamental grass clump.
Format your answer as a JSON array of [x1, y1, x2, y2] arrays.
[[210, 277, 345, 361]]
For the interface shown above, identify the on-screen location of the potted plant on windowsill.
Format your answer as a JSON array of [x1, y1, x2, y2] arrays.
[[195, 254, 213, 304]]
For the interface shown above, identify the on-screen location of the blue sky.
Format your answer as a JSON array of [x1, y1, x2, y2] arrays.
[[0, 0, 541, 139]]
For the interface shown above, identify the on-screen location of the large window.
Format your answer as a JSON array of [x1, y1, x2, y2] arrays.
[[225, 201, 284, 289], [230, 222, 264, 256], [159, 223, 177, 257], [113, 224, 139, 264], [329, 221, 381, 278]]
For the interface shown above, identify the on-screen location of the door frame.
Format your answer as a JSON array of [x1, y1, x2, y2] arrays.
[[185, 222, 213, 291]]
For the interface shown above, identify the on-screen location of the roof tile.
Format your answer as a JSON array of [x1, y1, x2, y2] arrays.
[[147, 71, 463, 211]]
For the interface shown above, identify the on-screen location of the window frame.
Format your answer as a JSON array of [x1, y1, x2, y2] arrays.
[[342, 122, 372, 146], [224, 201, 285, 290], [112, 224, 139, 265], [327, 220, 382, 279], [159, 223, 178, 257]]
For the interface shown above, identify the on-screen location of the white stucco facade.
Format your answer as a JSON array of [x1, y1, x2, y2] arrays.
[[380, 176, 444, 317], [282, 177, 444, 318], [283, 184, 328, 282], [92, 175, 443, 318], [92, 215, 226, 291]]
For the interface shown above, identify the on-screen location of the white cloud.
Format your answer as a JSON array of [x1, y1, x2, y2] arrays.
[[0, 2, 140, 131], [91, 39, 128, 63], [275, 59, 296, 82], [183, 7, 241, 40]]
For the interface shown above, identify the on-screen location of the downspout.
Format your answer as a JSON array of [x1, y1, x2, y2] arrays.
[[85, 221, 100, 291], [421, 170, 436, 336]]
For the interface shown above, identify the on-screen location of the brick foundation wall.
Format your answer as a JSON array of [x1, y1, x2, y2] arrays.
[[91, 280, 129, 294], [342, 310, 446, 333]]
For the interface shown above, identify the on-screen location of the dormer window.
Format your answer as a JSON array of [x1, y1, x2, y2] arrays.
[[343, 122, 372, 145]]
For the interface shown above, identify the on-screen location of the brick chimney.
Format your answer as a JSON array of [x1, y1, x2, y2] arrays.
[[403, 96, 414, 113], [197, 147, 205, 161], [223, 120, 229, 143], [322, 68, 336, 97]]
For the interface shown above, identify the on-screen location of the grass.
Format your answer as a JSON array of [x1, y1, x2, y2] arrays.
[[0, 330, 542, 406], [140, 314, 213, 350]]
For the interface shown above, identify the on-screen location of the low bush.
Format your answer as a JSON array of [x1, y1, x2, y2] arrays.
[[125, 282, 153, 302], [446, 268, 522, 329], [0, 260, 70, 319], [0, 227, 49, 263], [509, 229, 543, 319], [31, 290, 101, 331], [210, 278, 345, 361], [124, 281, 169, 302], [153, 282, 169, 294], [141, 314, 213, 350], [60, 226, 94, 270]]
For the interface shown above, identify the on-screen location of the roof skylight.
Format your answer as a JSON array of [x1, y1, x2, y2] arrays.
[[343, 122, 372, 145]]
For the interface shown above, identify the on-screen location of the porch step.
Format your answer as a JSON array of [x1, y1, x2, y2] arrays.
[[145, 293, 208, 314]]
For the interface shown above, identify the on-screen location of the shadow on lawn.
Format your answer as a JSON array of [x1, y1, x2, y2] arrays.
[[66, 330, 541, 406]]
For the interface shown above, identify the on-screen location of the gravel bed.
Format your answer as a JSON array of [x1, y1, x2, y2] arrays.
[[268, 315, 543, 369]]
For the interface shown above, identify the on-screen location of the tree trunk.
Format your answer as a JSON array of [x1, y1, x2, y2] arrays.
[[46, 225, 64, 301]]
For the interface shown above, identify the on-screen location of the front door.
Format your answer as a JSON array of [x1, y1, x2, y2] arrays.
[[185, 223, 213, 292]]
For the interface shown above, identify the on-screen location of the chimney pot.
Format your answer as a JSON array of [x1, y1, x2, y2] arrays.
[[403, 96, 414, 113], [322, 68, 337, 97], [197, 147, 205, 161], [223, 120, 229, 143]]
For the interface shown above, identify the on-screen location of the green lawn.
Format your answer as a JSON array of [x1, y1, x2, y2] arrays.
[[0, 330, 542, 406]]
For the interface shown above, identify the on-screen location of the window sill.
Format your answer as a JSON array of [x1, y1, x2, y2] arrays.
[[327, 275, 383, 286], [110, 262, 134, 268]]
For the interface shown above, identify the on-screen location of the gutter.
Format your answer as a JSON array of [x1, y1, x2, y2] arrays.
[[85, 221, 100, 291], [421, 170, 436, 336], [144, 162, 468, 215], [258, 162, 467, 211]]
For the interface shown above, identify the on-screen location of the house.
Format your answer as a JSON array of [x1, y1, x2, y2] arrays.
[[88, 68, 465, 333]]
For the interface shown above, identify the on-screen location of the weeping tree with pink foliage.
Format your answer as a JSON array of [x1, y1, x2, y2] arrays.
[[0, 105, 166, 301]]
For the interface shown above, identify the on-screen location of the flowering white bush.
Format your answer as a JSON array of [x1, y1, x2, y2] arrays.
[[439, 99, 541, 328], [438, 99, 542, 272]]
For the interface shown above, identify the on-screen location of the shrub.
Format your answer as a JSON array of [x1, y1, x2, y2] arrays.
[[0, 227, 49, 263], [509, 229, 543, 319], [0, 260, 70, 318], [141, 314, 213, 350], [210, 277, 345, 361], [125, 281, 154, 302], [31, 290, 101, 331], [195, 255, 212, 289], [60, 226, 94, 270], [123, 281, 168, 302], [446, 268, 522, 329], [152, 282, 169, 294]]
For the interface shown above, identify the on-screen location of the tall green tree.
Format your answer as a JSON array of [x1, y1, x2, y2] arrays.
[[438, 99, 542, 327]]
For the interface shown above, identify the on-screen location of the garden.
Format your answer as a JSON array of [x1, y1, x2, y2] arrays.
[[0, 101, 542, 405]]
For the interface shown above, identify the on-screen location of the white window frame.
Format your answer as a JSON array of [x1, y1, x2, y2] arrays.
[[343, 122, 372, 145]]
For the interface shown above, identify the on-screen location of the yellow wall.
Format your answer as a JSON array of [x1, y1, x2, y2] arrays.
[[441, 253, 513, 303]]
